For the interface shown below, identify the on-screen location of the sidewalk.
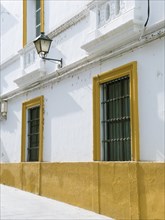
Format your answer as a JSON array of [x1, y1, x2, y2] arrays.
[[0, 184, 113, 220]]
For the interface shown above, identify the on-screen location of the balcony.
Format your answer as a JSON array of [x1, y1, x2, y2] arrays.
[[81, 0, 145, 55], [14, 43, 46, 89]]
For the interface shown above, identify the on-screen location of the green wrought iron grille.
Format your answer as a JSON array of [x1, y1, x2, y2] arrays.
[[27, 106, 40, 161], [101, 76, 131, 161]]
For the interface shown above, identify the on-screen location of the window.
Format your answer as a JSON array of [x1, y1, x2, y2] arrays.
[[23, 0, 44, 47], [21, 96, 44, 162], [36, 0, 41, 37], [27, 106, 40, 161], [93, 62, 139, 161]]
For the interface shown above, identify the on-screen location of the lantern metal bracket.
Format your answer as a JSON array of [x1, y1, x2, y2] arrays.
[[42, 57, 63, 68]]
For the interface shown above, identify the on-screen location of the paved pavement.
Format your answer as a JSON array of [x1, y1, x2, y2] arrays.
[[0, 184, 113, 220]]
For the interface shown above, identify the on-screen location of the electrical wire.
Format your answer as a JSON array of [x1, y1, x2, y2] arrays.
[[144, 0, 150, 27]]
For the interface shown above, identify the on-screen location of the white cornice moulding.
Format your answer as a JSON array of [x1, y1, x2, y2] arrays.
[[14, 69, 46, 89], [14, 59, 46, 89], [1, 20, 165, 100], [48, 8, 89, 39], [81, 19, 143, 55], [2, 5, 89, 68], [87, 0, 107, 9], [18, 43, 35, 55], [0, 53, 20, 70]]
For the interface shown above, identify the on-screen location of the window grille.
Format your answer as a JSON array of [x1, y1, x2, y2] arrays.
[[27, 106, 40, 161], [101, 76, 131, 161]]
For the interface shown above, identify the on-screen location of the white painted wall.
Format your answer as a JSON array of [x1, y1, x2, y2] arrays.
[[0, 59, 21, 95], [1, 0, 165, 64], [1, 38, 164, 162], [146, 0, 165, 25], [0, 0, 22, 61], [48, 16, 89, 67], [0, 96, 23, 162], [1, 0, 165, 93], [44, 0, 91, 33], [101, 39, 165, 162]]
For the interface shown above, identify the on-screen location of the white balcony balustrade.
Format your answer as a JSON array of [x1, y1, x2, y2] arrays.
[[81, 0, 145, 55]]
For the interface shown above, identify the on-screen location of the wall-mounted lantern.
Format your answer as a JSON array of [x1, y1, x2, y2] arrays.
[[33, 32, 62, 68]]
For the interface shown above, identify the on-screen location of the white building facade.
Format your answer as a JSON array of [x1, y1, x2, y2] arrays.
[[0, 1, 165, 219]]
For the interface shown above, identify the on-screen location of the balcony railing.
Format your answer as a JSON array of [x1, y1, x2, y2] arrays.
[[81, 0, 143, 55], [24, 47, 37, 69], [97, 0, 124, 28]]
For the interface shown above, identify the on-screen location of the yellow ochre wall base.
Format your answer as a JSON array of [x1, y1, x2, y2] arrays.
[[0, 162, 164, 220]]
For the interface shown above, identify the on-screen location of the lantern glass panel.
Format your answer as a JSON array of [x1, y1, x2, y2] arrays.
[[35, 40, 42, 54], [41, 39, 51, 53]]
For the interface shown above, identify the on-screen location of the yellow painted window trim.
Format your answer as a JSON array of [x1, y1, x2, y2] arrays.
[[93, 61, 140, 161], [23, 0, 44, 47], [40, 0, 44, 32], [23, 0, 27, 47], [21, 96, 44, 162]]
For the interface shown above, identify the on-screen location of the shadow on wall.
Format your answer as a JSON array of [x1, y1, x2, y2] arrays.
[[43, 82, 83, 161], [0, 3, 18, 35], [156, 150, 165, 161], [43, 72, 92, 161], [156, 90, 165, 161], [43, 47, 66, 74], [1, 59, 21, 92], [45, 79, 84, 118], [1, 100, 20, 134], [0, 144, 9, 163], [0, 98, 21, 162], [138, 52, 165, 161]]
